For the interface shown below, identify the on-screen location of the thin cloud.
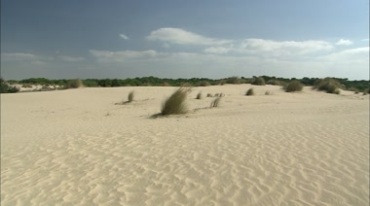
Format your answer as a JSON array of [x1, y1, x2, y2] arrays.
[[322, 47, 369, 61], [335, 39, 353, 46], [89, 49, 157, 62], [59, 55, 85, 62], [204, 39, 333, 56], [119, 34, 129, 40], [146, 27, 231, 46], [204, 46, 233, 54], [241, 39, 333, 53], [1, 52, 37, 61]]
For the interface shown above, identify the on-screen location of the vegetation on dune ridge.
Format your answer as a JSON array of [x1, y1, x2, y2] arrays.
[[0, 78, 19, 93], [3, 76, 369, 93]]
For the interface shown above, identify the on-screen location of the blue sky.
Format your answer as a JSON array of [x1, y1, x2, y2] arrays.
[[1, 0, 369, 80]]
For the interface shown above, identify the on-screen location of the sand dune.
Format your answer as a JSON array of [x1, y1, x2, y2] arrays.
[[1, 85, 369, 206]]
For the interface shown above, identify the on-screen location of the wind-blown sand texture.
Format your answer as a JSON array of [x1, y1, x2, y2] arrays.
[[1, 85, 369, 206]]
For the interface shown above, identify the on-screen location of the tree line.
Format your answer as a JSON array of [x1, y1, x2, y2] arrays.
[[1, 76, 369, 94]]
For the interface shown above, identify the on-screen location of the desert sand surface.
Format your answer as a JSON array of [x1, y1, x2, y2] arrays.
[[1, 85, 369, 206]]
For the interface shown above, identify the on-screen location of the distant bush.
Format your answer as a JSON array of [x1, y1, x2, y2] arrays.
[[83, 79, 99, 87], [313, 78, 341, 94], [251, 77, 266, 85], [207, 93, 213, 97], [265, 91, 272, 95], [284, 80, 303, 92], [210, 97, 221, 108], [196, 81, 210, 87], [0, 78, 19, 93], [161, 87, 189, 115], [225, 76, 241, 84], [65, 79, 83, 89], [128, 91, 135, 102], [219, 80, 226, 85], [246, 88, 254, 96], [267, 79, 285, 86]]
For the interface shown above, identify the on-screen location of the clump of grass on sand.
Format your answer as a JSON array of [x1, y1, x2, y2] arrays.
[[196, 92, 202, 99], [210, 97, 221, 108], [265, 91, 272, 95], [128, 91, 135, 102], [246, 88, 254, 96], [313, 78, 341, 94], [207, 93, 213, 97], [161, 87, 190, 115], [284, 80, 303, 92]]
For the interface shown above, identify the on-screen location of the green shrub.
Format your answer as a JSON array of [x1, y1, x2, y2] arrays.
[[313, 78, 341, 94], [246, 88, 254, 96], [128, 91, 135, 102], [210, 97, 221, 108], [161, 87, 189, 115], [65, 79, 83, 89], [284, 80, 303, 92], [0, 78, 19, 93], [251, 77, 266, 85]]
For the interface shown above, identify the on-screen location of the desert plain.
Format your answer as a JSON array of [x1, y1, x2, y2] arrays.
[[1, 84, 369, 206]]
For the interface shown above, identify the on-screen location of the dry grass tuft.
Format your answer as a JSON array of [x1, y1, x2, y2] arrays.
[[210, 97, 221, 108], [128, 91, 135, 102], [161, 87, 190, 115], [246, 88, 254, 96]]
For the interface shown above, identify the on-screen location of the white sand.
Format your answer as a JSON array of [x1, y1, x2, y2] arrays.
[[1, 85, 369, 206]]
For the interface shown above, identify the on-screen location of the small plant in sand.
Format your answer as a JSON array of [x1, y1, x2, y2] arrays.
[[265, 91, 272, 95], [196, 92, 202, 99], [161, 87, 190, 115], [128, 91, 135, 102], [246, 88, 254, 96], [210, 97, 221, 108], [207, 93, 213, 97], [284, 80, 303, 92]]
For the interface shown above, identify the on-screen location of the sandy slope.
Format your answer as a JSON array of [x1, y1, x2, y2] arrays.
[[1, 85, 369, 206]]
